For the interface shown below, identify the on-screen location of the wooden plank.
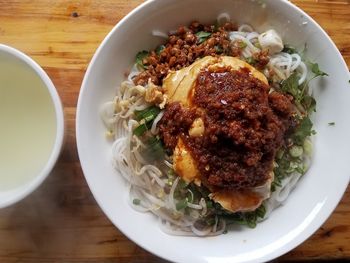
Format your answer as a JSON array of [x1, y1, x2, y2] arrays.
[[0, 0, 349, 262]]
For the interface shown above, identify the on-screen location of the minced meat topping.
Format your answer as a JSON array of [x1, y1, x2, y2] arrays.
[[159, 67, 295, 191]]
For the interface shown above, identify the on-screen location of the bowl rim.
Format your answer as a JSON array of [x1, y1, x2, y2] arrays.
[[0, 44, 65, 209], [76, 0, 350, 262]]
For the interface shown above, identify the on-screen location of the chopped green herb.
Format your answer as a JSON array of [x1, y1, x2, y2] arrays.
[[228, 205, 266, 228], [196, 31, 211, 44], [133, 123, 149, 136], [176, 198, 188, 210], [246, 57, 256, 65], [281, 72, 300, 98], [282, 45, 298, 54], [271, 180, 282, 192], [239, 41, 248, 49], [301, 94, 317, 113], [272, 147, 301, 191], [167, 169, 175, 178], [254, 42, 261, 49], [213, 203, 266, 229], [289, 145, 304, 158], [279, 62, 325, 113], [254, 204, 266, 219], [214, 45, 224, 53], [134, 106, 160, 121], [177, 179, 188, 190], [276, 148, 285, 160], [135, 50, 149, 70], [133, 199, 141, 205], [156, 45, 165, 55], [286, 161, 302, 174], [167, 170, 175, 185], [133, 106, 161, 137], [206, 200, 213, 209], [214, 20, 220, 32], [309, 62, 329, 77], [292, 116, 315, 145], [205, 217, 216, 226], [143, 136, 164, 161], [144, 109, 161, 123], [280, 61, 325, 113], [328, 122, 335, 126], [300, 43, 308, 60], [303, 139, 312, 156]]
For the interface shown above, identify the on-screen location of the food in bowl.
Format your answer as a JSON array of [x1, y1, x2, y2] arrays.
[[101, 15, 327, 236]]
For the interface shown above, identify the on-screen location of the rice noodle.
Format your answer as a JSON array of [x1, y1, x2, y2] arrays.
[[228, 23, 309, 85], [151, 111, 164, 134], [217, 12, 231, 25], [238, 24, 254, 32], [128, 63, 141, 82], [152, 30, 169, 39]]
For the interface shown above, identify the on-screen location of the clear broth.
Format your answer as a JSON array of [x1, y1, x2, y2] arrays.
[[0, 52, 56, 190]]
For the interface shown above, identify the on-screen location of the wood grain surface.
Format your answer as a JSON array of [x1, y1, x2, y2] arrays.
[[0, 0, 349, 262]]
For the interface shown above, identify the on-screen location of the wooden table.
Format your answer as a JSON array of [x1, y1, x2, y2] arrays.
[[0, 0, 349, 262]]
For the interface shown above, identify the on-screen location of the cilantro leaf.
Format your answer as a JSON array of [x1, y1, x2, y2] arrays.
[[280, 72, 318, 113], [135, 50, 149, 70], [196, 31, 211, 44], [222, 205, 266, 228], [292, 116, 315, 145], [281, 72, 300, 98], [301, 94, 317, 113], [309, 62, 329, 77]]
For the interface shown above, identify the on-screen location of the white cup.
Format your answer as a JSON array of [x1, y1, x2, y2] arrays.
[[0, 44, 64, 208]]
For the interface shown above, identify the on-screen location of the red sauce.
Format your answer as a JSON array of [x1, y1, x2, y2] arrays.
[[159, 67, 295, 190]]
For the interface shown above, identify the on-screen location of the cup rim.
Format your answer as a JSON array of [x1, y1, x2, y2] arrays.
[[0, 44, 65, 209]]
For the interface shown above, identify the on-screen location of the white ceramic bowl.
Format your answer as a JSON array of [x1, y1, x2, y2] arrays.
[[77, 0, 350, 262], [0, 44, 64, 209]]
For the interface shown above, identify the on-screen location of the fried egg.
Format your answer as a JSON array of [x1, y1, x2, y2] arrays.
[[163, 56, 273, 213]]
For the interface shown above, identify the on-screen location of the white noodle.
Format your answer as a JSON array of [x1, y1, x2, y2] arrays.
[[191, 224, 212, 236], [217, 12, 231, 25], [128, 63, 141, 82], [152, 29, 169, 39], [151, 111, 164, 134], [238, 24, 254, 32], [168, 177, 180, 210], [187, 202, 203, 210]]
